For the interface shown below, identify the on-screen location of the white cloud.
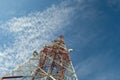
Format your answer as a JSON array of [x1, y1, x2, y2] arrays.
[[0, 1, 74, 77], [0, 52, 6, 57]]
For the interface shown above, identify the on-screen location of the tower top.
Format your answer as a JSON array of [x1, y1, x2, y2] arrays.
[[59, 35, 64, 39]]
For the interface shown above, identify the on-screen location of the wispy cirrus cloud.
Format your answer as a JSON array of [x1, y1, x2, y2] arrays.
[[0, 1, 75, 76]]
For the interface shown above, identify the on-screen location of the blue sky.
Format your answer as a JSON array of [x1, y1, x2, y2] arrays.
[[0, 0, 120, 80], [0, 0, 61, 21]]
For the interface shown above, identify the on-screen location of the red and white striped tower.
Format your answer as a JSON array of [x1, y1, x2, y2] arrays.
[[0, 35, 78, 80]]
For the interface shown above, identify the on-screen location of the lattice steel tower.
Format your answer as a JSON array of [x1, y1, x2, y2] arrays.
[[0, 35, 78, 80]]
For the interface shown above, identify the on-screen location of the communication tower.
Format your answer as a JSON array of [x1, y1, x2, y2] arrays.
[[0, 35, 78, 80]]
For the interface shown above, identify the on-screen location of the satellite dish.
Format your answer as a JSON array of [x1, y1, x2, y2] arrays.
[[33, 50, 38, 56], [68, 49, 73, 53]]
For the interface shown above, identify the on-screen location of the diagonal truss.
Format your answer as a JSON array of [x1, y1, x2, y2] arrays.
[[0, 35, 78, 80]]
